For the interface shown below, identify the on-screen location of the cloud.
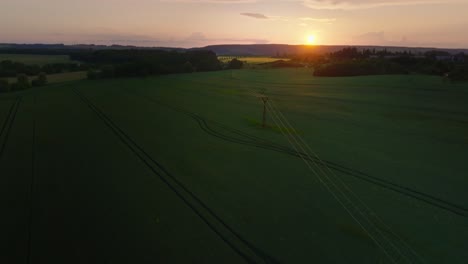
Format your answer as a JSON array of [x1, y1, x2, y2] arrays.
[[240, 13, 335, 23], [302, 0, 460, 9], [241, 12, 269, 19]]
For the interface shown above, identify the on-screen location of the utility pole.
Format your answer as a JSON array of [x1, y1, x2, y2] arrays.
[[261, 96, 269, 128]]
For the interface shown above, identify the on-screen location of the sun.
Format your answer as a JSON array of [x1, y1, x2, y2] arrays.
[[307, 35, 316, 45]]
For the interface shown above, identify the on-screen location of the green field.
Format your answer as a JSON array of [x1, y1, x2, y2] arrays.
[[1, 68, 467, 263], [0, 53, 73, 65]]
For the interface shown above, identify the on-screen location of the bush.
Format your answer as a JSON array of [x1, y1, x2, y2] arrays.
[[87, 69, 99, 80], [0, 79, 10, 93], [183, 61, 195, 73], [227, 58, 243, 69], [448, 65, 468, 82], [38, 72, 47, 84], [12, 74, 31, 90], [100, 65, 116, 78], [32, 72, 48, 87], [31, 79, 40, 87], [269, 60, 302, 68]]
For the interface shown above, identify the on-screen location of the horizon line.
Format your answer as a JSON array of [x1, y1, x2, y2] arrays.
[[1, 42, 468, 51]]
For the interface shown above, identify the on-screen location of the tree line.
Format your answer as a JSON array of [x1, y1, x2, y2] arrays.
[[0, 73, 47, 93], [0, 60, 86, 78], [292, 47, 468, 81], [0, 49, 245, 92], [70, 50, 223, 79]]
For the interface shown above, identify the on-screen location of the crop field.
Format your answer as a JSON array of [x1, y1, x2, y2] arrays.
[[0, 53, 74, 65], [1, 68, 468, 263]]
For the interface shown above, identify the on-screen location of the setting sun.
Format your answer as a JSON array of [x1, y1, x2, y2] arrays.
[[307, 35, 316, 45]]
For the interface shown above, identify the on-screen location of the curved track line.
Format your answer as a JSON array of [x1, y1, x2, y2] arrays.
[[126, 91, 468, 217], [0, 97, 22, 161], [73, 88, 279, 264]]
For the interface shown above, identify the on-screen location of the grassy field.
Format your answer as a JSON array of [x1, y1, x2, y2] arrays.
[[0, 53, 74, 65], [1, 68, 467, 263]]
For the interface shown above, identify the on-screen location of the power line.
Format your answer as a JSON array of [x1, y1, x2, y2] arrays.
[[239, 83, 420, 263], [122, 83, 468, 217], [246, 87, 404, 261], [266, 100, 424, 263], [268, 100, 426, 263]]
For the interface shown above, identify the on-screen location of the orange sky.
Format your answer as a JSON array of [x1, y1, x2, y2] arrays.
[[1, 0, 468, 48]]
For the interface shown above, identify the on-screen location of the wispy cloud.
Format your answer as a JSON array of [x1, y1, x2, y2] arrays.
[[302, 0, 462, 9], [240, 13, 334, 23], [240, 12, 269, 19]]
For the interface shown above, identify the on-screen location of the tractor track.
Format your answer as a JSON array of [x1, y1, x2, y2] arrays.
[[126, 90, 468, 217], [26, 95, 37, 264], [72, 88, 279, 264], [0, 97, 22, 162]]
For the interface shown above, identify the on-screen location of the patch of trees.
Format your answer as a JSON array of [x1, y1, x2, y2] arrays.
[[329, 47, 365, 60], [265, 60, 303, 68], [0, 75, 32, 93], [447, 65, 468, 82], [31, 72, 48, 87], [12, 74, 31, 90], [0, 73, 48, 93], [309, 47, 468, 79], [0, 60, 86, 78], [72, 50, 222, 79], [0, 79, 9, 93], [227, 58, 243, 69], [0, 75, 31, 93], [314, 59, 407, 77], [0, 45, 73, 56]]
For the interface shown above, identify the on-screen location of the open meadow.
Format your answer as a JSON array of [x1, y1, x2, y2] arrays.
[[1, 68, 467, 263]]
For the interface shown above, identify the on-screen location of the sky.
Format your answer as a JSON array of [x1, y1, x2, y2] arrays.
[[1, 0, 468, 48]]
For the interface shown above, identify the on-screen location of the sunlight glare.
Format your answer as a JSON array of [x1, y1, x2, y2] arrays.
[[307, 35, 316, 45]]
